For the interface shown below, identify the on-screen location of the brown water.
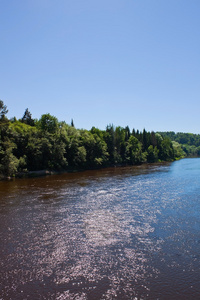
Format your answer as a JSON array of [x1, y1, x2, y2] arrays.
[[0, 159, 200, 299]]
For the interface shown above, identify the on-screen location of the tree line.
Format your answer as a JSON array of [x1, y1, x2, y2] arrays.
[[0, 100, 186, 178], [158, 131, 200, 157]]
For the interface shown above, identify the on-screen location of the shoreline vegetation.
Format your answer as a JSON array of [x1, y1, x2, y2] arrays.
[[0, 100, 199, 180]]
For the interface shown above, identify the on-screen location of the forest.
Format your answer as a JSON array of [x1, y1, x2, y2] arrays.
[[0, 100, 196, 178], [158, 131, 200, 157]]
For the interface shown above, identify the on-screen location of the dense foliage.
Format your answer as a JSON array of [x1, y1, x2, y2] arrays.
[[0, 101, 184, 178], [159, 131, 200, 157]]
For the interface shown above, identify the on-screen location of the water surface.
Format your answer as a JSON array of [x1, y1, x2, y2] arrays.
[[0, 159, 200, 299]]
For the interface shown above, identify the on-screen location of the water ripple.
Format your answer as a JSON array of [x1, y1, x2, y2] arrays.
[[1, 160, 200, 299]]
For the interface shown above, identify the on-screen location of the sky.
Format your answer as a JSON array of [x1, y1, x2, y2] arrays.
[[1, 0, 200, 133]]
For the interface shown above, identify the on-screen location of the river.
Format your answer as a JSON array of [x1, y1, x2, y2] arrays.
[[0, 158, 200, 299]]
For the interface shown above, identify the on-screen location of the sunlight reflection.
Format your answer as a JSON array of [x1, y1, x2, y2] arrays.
[[84, 209, 120, 246]]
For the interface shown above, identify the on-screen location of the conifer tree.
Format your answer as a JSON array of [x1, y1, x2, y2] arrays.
[[22, 108, 34, 126]]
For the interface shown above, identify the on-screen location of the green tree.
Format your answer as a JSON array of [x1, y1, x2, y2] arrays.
[[0, 100, 8, 120], [125, 126, 131, 141], [80, 130, 108, 168], [147, 145, 159, 162], [159, 137, 175, 161], [172, 141, 186, 159], [150, 131, 157, 147], [0, 141, 19, 176], [71, 119, 74, 127], [21, 108, 35, 126], [126, 136, 146, 164], [38, 114, 59, 134], [105, 124, 115, 164]]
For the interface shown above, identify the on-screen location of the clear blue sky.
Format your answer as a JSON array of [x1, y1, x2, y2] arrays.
[[1, 0, 200, 133]]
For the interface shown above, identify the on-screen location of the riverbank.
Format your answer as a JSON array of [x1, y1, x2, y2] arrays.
[[0, 159, 175, 181]]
